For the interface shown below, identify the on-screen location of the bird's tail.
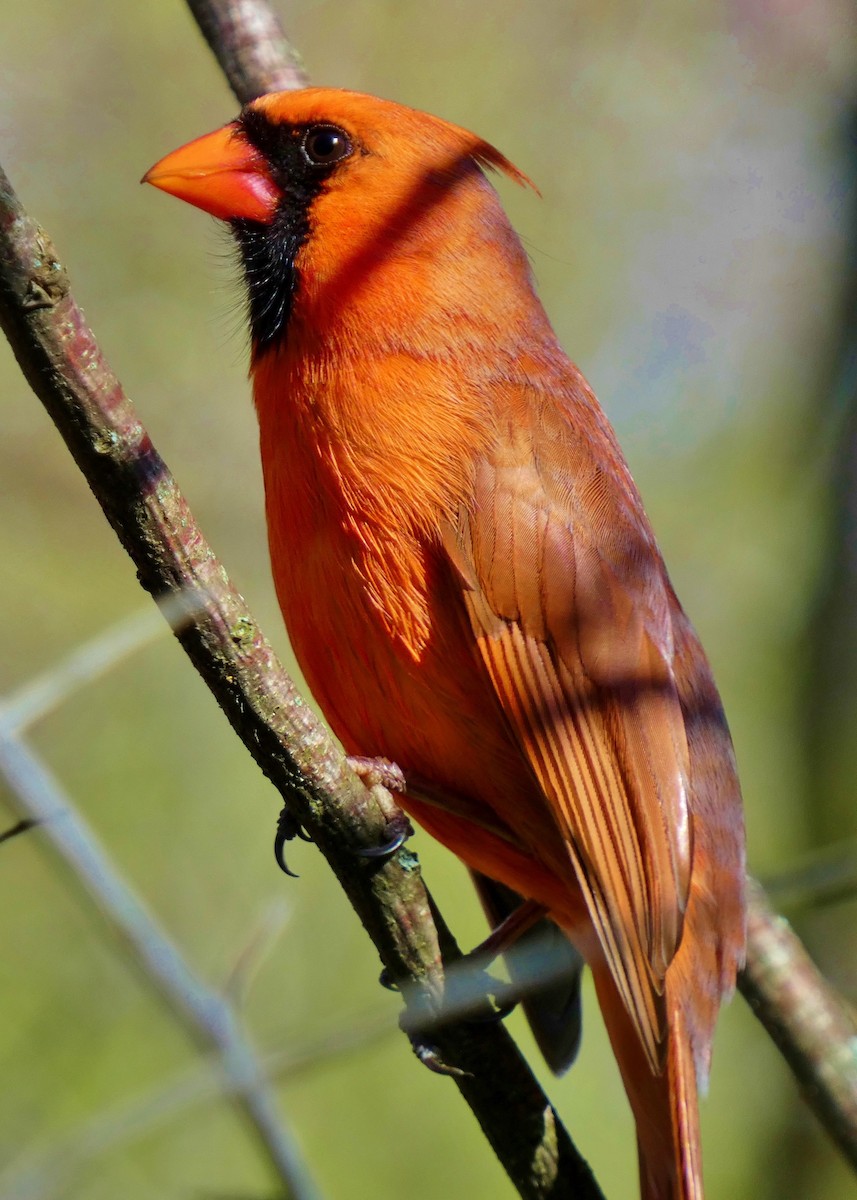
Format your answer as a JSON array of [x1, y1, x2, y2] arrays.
[[594, 967, 704, 1200]]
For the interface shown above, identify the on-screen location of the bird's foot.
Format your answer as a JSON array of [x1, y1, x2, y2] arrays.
[[405, 1028, 470, 1078], [355, 809, 413, 860], [347, 755, 413, 859], [399, 968, 513, 1077], [347, 755, 406, 794], [416, 900, 547, 1026]]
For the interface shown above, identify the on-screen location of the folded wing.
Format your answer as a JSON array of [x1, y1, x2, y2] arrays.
[[443, 390, 693, 1069]]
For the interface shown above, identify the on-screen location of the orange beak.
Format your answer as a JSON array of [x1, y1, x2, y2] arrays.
[[142, 123, 280, 223]]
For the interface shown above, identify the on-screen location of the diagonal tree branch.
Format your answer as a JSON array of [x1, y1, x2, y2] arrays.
[[738, 879, 857, 1171], [186, 0, 309, 101]]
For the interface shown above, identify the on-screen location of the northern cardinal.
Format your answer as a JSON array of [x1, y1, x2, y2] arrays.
[[145, 88, 745, 1200]]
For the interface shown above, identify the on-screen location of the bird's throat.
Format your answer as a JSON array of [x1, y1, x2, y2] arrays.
[[232, 213, 309, 351]]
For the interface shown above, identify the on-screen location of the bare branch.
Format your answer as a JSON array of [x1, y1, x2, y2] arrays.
[[0, 817, 38, 845], [0, 726, 319, 1200], [223, 899, 293, 1004], [0, 594, 202, 735], [762, 841, 857, 912], [0, 1011, 391, 1200], [739, 879, 857, 1170], [186, 0, 309, 103]]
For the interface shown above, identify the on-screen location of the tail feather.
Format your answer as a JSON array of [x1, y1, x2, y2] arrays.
[[595, 967, 703, 1200], [658, 1002, 702, 1200]]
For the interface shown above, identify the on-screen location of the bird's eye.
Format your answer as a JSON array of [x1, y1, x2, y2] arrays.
[[301, 125, 352, 167]]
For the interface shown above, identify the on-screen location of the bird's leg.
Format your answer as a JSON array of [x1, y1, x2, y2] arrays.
[[347, 754, 413, 858], [381, 896, 542, 1075], [357, 766, 542, 1032], [400, 956, 515, 1075], [377, 772, 548, 1022]]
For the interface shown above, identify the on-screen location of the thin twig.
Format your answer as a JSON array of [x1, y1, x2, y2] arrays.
[[223, 898, 293, 1004], [0, 592, 204, 736], [738, 878, 857, 1170], [0, 817, 38, 845], [0, 727, 319, 1200], [0, 1008, 391, 1200], [762, 842, 857, 912]]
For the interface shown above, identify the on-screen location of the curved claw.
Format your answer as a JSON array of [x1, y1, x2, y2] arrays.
[[407, 1031, 469, 1078], [378, 967, 401, 992], [273, 825, 299, 878], [275, 806, 314, 844], [273, 805, 309, 878], [355, 822, 409, 860]]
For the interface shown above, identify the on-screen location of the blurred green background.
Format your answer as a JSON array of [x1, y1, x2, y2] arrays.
[[2, 2, 856, 1197]]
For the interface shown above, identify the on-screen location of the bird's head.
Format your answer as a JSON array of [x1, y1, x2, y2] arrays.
[[144, 88, 535, 352]]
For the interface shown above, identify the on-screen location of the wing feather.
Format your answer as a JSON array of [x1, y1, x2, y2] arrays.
[[445, 396, 693, 1069]]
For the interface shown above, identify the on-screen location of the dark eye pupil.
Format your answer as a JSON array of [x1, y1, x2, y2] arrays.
[[303, 126, 351, 165]]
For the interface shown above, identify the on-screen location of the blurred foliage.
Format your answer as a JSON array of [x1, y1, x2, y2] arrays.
[[2, 1, 857, 1198]]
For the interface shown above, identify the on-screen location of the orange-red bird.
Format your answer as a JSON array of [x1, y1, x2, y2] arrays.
[[145, 89, 746, 1200]]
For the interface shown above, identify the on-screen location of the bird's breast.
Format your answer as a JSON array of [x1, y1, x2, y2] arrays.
[[254, 362, 565, 877]]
